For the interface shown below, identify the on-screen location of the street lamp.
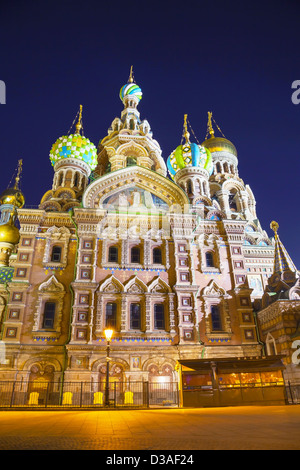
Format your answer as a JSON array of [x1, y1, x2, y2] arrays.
[[104, 329, 113, 407]]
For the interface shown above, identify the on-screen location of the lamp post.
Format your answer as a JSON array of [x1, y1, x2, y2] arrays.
[[104, 329, 113, 407]]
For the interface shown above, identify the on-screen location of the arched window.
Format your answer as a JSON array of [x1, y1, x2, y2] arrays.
[[131, 247, 140, 263], [187, 180, 193, 195], [43, 302, 56, 329], [108, 246, 118, 263], [153, 247, 162, 264], [229, 193, 238, 211], [206, 252, 214, 268], [59, 172, 64, 186], [51, 246, 62, 263], [127, 157, 137, 167], [216, 162, 221, 173], [130, 303, 141, 330], [211, 305, 222, 331], [266, 334, 277, 356], [105, 302, 117, 328], [154, 304, 165, 330], [74, 172, 79, 187]]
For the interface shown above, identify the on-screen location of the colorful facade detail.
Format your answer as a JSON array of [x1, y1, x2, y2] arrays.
[[0, 70, 298, 402]]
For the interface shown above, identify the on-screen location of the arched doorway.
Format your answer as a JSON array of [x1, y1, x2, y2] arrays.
[[147, 363, 177, 406], [27, 364, 55, 405], [98, 362, 125, 404]]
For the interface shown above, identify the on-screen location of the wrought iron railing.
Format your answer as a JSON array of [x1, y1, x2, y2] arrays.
[[0, 381, 179, 409]]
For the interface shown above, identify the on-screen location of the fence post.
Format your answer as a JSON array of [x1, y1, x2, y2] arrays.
[[288, 381, 294, 404], [114, 382, 117, 408], [45, 382, 50, 408], [80, 382, 83, 408], [10, 381, 16, 408], [143, 381, 149, 408]]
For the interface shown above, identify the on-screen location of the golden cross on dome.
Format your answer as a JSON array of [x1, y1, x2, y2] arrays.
[[75, 105, 83, 134], [183, 114, 190, 144], [270, 220, 279, 238], [128, 65, 134, 83], [207, 111, 215, 138], [13, 159, 23, 190]]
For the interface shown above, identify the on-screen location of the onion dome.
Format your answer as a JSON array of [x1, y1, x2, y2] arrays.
[[119, 66, 142, 103], [202, 112, 237, 156], [49, 105, 98, 171], [0, 223, 20, 245], [0, 160, 25, 209], [0, 188, 25, 209], [167, 115, 213, 179]]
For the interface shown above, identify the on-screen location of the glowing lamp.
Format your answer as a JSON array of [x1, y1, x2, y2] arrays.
[[104, 329, 114, 342]]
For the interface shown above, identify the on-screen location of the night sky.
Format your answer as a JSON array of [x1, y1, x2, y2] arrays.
[[0, 0, 299, 267]]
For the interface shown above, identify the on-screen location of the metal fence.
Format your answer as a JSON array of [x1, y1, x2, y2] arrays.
[[0, 381, 179, 409]]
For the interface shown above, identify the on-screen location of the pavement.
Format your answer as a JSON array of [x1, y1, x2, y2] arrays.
[[0, 405, 300, 451]]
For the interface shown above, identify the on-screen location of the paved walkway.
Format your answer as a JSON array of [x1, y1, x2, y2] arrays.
[[0, 405, 300, 450]]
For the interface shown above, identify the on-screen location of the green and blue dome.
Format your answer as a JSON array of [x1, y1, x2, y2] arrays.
[[167, 141, 213, 179], [119, 82, 142, 103], [49, 134, 98, 170]]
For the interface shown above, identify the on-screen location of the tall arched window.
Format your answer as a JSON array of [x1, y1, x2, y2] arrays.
[[130, 303, 141, 330], [206, 252, 214, 268], [43, 302, 56, 329], [131, 247, 140, 263], [153, 247, 162, 264], [229, 192, 238, 211], [154, 304, 165, 330], [105, 302, 117, 328], [211, 305, 222, 331], [73, 172, 79, 187], [51, 246, 62, 263], [108, 246, 118, 263], [187, 180, 193, 195]]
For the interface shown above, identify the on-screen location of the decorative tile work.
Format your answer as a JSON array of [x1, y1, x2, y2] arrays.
[[0, 267, 14, 284]]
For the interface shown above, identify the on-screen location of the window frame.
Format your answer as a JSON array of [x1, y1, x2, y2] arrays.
[[105, 302, 117, 329], [130, 303, 141, 330], [154, 303, 165, 330], [42, 301, 56, 329]]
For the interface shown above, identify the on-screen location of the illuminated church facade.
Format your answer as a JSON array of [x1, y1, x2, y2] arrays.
[[0, 70, 299, 396]]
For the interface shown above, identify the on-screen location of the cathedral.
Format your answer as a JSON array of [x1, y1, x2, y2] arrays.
[[0, 69, 298, 407]]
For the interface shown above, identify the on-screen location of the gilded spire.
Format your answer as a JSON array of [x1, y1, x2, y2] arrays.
[[270, 221, 297, 276], [75, 105, 83, 134], [183, 114, 190, 144], [128, 65, 134, 83], [13, 159, 23, 190], [207, 111, 215, 138]]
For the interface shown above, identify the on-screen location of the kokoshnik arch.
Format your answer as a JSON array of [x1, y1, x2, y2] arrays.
[[0, 68, 299, 407]]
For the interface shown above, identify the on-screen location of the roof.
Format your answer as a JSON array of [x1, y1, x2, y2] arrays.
[[178, 356, 285, 373]]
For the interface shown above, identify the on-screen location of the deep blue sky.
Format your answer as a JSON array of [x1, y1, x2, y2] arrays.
[[0, 0, 299, 267]]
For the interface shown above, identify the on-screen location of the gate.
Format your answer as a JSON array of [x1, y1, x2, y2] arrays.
[[0, 381, 179, 409]]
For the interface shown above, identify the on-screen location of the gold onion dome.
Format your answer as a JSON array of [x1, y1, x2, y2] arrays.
[[0, 188, 25, 209], [201, 112, 237, 157], [0, 223, 20, 245], [0, 160, 25, 209]]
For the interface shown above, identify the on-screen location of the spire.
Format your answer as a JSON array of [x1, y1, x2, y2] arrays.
[[75, 105, 83, 134], [13, 159, 23, 190], [183, 114, 190, 144], [128, 65, 134, 83], [270, 220, 297, 277], [207, 111, 215, 138]]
